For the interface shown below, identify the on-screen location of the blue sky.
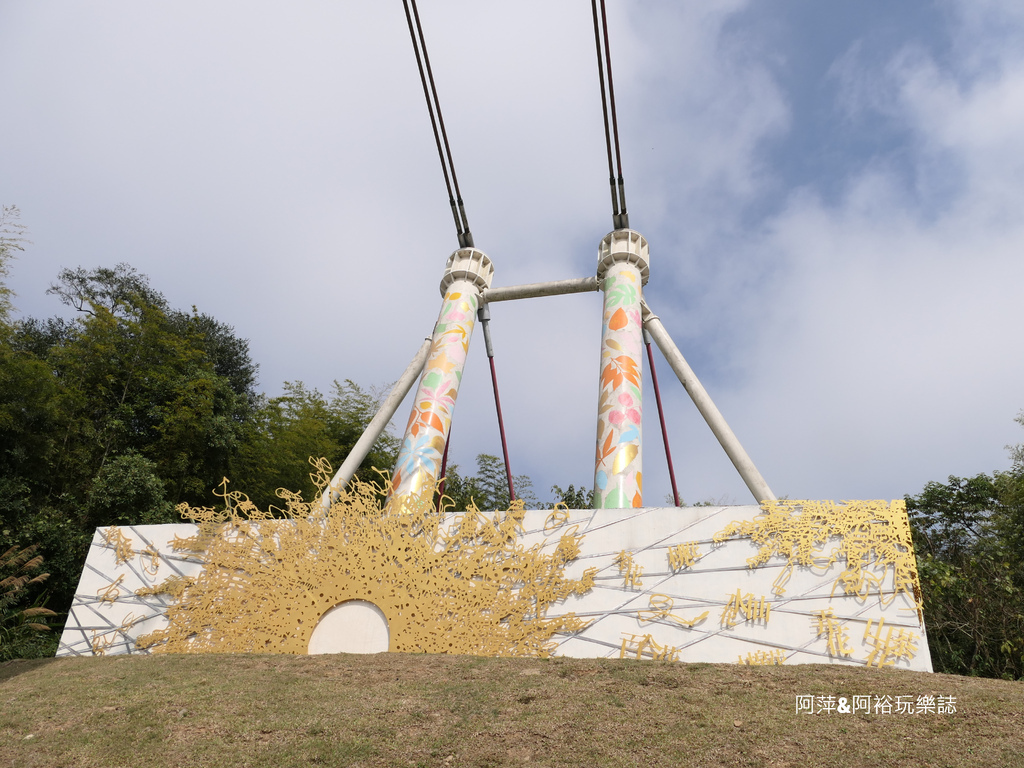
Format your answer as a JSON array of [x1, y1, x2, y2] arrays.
[[3, 1, 1023, 506]]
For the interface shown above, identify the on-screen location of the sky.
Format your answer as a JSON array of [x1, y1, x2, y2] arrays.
[[3, 1, 1024, 507]]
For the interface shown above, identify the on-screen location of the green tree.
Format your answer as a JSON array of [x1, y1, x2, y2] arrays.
[[230, 380, 399, 509], [550, 483, 594, 509], [0, 205, 28, 322], [441, 454, 538, 511], [2, 264, 260, 621], [907, 415, 1024, 679]]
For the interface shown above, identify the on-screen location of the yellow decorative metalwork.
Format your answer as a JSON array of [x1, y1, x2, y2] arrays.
[[90, 630, 114, 656], [97, 574, 125, 604], [614, 550, 644, 588], [863, 617, 918, 668], [619, 633, 681, 661], [720, 589, 771, 628], [812, 608, 853, 657], [637, 594, 709, 628], [102, 526, 134, 565], [135, 574, 189, 599], [140, 544, 160, 576], [136, 469, 597, 657], [544, 507, 570, 532], [666, 541, 701, 571], [712, 500, 922, 615], [738, 649, 785, 665]]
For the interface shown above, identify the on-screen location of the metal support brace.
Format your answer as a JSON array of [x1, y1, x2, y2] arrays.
[[641, 301, 776, 504], [321, 338, 432, 509], [483, 276, 599, 303]]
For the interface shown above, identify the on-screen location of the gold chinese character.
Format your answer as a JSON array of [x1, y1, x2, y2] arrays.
[[619, 633, 680, 662], [102, 526, 134, 565], [863, 617, 918, 667], [720, 589, 771, 627], [812, 608, 853, 657], [666, 541, 701, 571], [738, 649, 785, 665], [615, 550, 644, 588]]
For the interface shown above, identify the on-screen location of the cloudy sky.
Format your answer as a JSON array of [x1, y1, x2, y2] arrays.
[[3, 1, 1023, 506]]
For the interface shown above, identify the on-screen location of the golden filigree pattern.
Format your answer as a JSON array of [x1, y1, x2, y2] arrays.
[[712, 500, 922, 615], [137, 469, 597, 657]]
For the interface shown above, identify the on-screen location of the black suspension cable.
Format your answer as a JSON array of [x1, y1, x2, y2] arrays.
[[599, 0, 628, 227], [403, 0, 474, 248], [591, 0, 629, 230], [591, 0, 619, 226]]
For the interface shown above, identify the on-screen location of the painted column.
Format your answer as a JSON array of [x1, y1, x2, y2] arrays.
[[594, 230, 649, 508], [390, 248, 494, 509]]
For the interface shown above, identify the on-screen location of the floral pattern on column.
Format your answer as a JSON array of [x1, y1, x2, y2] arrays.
[[390, 285, 480, 504], [594, 262, 644, 509]]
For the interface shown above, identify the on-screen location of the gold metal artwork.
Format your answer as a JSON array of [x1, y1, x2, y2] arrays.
[[666, 541, 701, 571], [135, 574, 189, 599], [862, 617, 918, 668], [720, 589, 771, 628], [136, 466, 597, 656], [544, 507, 570, 532], [637, 594, 709, 628], [812, 608, 853, 657], [90, 630, 114, 656], [141, 544, 160, 576], [713, 500, 922, 614], [102, 526, 134, 565], [619, 633, 681, 661], [738, 649, 785, 665], [614, 550, 644, 588], [97, 574, 125, 604]]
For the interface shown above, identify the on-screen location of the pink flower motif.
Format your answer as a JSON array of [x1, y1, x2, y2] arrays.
[[608, 411, 625, 426], [446, 310, 466, 322], [625, 408, 641, 424], [618, 393, 633, 407]]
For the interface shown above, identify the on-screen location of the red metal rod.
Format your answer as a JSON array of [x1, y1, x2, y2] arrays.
[[646, 339, 681, 507], [489, 357, 516, 503]]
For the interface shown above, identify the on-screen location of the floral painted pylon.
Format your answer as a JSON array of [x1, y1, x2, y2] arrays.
[[594, 230, 649, 509], [390, 249, 494, 510]]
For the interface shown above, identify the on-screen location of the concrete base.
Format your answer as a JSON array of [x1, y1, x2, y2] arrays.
[[58, 502, 931, 672]]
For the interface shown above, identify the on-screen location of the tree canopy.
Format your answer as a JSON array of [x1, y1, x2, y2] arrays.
[[906, 413, 1024, 679]]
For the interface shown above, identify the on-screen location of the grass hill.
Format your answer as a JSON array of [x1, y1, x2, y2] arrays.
[[2, 653, 1021, 767]]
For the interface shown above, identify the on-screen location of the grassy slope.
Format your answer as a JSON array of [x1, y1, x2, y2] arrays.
[[1, 654, 1022, 768]]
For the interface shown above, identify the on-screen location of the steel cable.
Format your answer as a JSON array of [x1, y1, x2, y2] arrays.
[[403, 0, 474, 247]]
